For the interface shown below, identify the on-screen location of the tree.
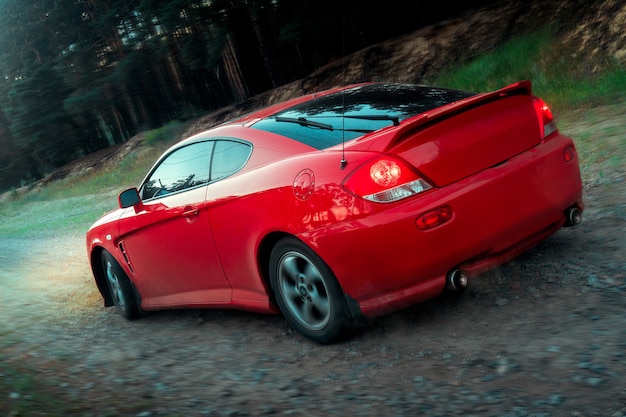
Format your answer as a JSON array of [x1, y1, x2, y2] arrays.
[[0, 0, 90, 182]]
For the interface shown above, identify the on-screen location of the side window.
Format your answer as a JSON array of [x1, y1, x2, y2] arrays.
[[141, 141, 214, 200], [210, 140, 252, 181]]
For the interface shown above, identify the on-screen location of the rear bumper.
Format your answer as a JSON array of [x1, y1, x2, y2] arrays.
[[300, 134, 583, 318]]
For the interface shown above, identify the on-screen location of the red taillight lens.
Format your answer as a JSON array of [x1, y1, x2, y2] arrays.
[[534, 98, 557, 138], [343, 156, 432, 203], [416, 206, 453, 229], [563, 144, 577, 162], [370, 159, 402, 187]]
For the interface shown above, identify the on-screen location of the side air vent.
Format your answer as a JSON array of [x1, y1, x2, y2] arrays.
[[118, 241, 135, 273]]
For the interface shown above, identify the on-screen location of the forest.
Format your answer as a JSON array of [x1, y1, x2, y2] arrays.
[[1, 0, 510, 192]]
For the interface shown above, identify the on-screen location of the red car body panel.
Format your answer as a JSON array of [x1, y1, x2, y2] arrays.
[[301, 133, 582, 316], [87, 81, 583, 323]]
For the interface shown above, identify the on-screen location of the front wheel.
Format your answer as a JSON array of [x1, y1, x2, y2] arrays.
[[269, 237, 352, 343], [101, 251, 140, 320]]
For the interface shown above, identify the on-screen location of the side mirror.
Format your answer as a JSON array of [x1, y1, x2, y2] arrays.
[[118, 188, 141, 209]]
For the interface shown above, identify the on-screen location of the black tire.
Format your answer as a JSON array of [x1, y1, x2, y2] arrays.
[[101, 251, 140, 320], [269, 237, 352, 343]]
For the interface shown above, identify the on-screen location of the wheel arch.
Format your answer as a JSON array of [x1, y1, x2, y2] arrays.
[[256, 232, 365, 327], [257, 231, 292, 303], [90, 246, 114, 307]]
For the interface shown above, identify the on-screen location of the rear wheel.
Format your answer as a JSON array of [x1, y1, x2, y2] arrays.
[[269, 237, 352, 343], [101, 251, 139, 320]]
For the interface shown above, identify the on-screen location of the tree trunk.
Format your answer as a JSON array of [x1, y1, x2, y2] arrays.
[[222, 34, 248, 102]]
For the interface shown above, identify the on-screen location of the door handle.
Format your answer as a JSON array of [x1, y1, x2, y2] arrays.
[[182, 206, 199, 217]]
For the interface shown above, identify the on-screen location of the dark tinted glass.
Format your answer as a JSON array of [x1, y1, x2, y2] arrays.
[[251, 84, 473, 149]]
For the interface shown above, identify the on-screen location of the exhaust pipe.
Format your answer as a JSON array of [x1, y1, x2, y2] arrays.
[[446, 269, 468, 291], [564, 207, 582, 227]]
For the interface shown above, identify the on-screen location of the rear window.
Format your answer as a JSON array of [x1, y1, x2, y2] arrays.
[[250, 83, 473, 149]]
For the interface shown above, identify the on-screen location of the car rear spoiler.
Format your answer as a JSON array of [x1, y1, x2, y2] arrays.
[[386, 80, 533, 148]]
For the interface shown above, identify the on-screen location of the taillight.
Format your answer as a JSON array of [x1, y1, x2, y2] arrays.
[[534, 98, 557, 138], [343, 156, 432, 203]]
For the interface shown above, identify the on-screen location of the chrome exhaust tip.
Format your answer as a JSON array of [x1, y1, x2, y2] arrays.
[[446, 269, 468, 291], [564, 207, 582, 227]]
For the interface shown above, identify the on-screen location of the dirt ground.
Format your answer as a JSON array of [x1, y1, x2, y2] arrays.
[[1, 0, 625, 415]]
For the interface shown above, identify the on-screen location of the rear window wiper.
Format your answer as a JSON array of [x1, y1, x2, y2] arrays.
[[275, 116, 334, 131], [274, 115, 383, 134], [343, 114, 400, 126]]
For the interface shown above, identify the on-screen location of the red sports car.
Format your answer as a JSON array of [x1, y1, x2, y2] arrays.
[[86, 81, 583, 343]]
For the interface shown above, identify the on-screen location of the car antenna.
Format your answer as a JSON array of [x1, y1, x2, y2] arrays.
[[340, 2, 348, 170], [340, 90, 347, 169]]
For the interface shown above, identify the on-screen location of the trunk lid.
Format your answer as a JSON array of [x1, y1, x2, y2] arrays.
[[390, 82, 543, 186], [344, 81, 545, 187]]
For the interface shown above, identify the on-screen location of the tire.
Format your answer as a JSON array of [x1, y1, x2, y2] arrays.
[[101, 251, 140, 320], [269, 237, 352, 343]]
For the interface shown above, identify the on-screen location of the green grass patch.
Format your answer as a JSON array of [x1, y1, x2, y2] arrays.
[[433, 28, 625, 111], [0, 192, 117, 238], [144, 120, 185, 145], [433, 30, 551, 92], [559, 104, 626, 186], [0, 133, 176, 238]]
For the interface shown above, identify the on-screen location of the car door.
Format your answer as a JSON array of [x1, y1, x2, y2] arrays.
[[118, 140, 232, 308]]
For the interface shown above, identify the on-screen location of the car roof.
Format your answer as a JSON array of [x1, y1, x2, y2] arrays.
[[173, 83, 474, 152]]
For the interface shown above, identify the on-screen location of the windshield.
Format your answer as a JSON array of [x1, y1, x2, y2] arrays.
[[250, 83, 473, 149]]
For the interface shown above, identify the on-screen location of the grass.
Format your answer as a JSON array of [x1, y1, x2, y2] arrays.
[[432, 28, 626, 112], [144, 120, 185, 145], [0, 128, 179, 238], [558, 104, 626, 186]]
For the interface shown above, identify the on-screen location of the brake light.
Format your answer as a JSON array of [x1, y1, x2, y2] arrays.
[[370, 159, 402, 187], [343, 156, 432, 203], [534, 98, 557, 138]]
